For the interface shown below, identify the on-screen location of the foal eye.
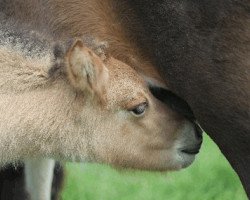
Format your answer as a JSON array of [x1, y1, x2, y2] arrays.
[[129, 102, 148, 117]]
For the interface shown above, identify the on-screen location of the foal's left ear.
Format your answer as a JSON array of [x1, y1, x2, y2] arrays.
[[65, 39, 109, 97]]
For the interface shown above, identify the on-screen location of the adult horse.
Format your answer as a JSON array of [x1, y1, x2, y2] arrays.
[[126, 0, 250, 197], [0, 0, 249, 197]]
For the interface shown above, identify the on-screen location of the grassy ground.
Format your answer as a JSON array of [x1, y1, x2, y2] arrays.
[[61, 134, 247, 200]]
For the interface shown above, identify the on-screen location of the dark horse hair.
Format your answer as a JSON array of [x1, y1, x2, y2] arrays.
[[126, 0, 250, 197]]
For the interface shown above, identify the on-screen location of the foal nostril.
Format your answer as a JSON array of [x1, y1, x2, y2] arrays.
[[180, 124, 203, 155], [194, 123, 203, 141]]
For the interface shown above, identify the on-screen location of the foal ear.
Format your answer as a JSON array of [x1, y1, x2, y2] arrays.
[[65, 39, 109, 97]]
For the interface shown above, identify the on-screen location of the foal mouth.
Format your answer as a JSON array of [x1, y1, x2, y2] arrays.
[[180, 142, 202, 155]]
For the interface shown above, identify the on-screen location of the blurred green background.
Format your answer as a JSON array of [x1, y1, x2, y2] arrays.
[[61, 134, 247, 200]]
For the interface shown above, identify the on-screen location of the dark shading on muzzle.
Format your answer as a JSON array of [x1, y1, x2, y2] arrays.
[[149, 85, 203, 142], [149, 85, 195, 122]]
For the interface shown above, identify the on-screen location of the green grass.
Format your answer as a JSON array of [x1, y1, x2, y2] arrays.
[[61, 134, 247, 200]]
